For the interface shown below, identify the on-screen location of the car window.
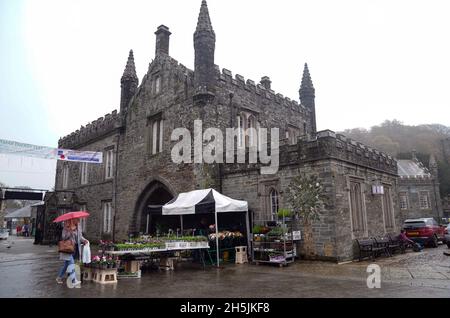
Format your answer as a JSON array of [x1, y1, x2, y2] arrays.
[[404, 221, 426, 228]]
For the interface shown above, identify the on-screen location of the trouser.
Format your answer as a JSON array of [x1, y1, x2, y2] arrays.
[[58, 255, 77, 283]]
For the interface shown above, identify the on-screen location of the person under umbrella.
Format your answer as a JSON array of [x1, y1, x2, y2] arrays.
[[54, 212, 89, 288]]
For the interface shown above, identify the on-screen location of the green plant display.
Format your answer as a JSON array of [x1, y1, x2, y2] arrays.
[[252, 225, 264, 234], [113, 235, 208, 250], [277, 208, 292, 218], [267, 227, 286, 236]]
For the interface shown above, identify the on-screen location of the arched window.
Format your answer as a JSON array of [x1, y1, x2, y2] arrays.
[[256, 121, 261, 150], [154, 76, 161, 94], [237, 115, 244, 147], [270, 188, 279, 221], [159, 119, 164, 152], [62, 164, 69, 189], [152, 121, 158, 154], [247, 115, 256, 147]]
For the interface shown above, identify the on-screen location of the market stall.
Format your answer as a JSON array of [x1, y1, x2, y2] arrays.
[[162, 188, 249, 267], [102, 237, 212, 277]]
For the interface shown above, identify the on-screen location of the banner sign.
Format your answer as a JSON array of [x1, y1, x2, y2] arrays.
[[0, 139, 56, 160], [56, 149, 102, 163], [0, 139, 102, 164]]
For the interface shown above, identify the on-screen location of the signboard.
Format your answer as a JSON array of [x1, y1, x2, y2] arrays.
[[4, 191, 44, 201], [0, 139, 55, 160], [0, 138, 102, 164], [372, 185, 384, 195], [56, 149, 103, 163], [292, 230, 302, 241]]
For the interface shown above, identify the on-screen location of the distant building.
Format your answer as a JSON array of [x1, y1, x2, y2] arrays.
[[398, 152, 443, 222]]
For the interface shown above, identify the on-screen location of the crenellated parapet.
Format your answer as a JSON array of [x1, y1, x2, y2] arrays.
[[58, 110, 122, 149], [218, 68, 304, 112], [295, 130, 398, 175], [222, 129, 398, 175]]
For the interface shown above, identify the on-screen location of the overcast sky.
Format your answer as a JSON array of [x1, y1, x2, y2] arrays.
[[1, 0, 449, 189]]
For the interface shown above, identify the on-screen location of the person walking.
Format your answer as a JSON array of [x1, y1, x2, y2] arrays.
[[23, 224, 29, 237], [56, 219, 89, 288]]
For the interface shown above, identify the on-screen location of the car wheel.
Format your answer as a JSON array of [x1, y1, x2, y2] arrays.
[[432, 235, 438, 248]]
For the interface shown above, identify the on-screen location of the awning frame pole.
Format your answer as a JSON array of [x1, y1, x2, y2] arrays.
[[215, 210, 219, 268], [245, 210, 251, 260]]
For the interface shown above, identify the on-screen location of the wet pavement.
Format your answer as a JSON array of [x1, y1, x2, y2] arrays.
[[1, 236, 450, 298]]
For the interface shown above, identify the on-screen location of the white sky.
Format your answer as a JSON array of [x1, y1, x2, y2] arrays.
[[1, 0, 450, 189]]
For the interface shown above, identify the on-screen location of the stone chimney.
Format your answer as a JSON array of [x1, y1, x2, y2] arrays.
[[155, 25, 171, 56]]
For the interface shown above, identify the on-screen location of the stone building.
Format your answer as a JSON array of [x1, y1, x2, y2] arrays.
[[397, 152, 443, 222], [47, 0, 399, 261]]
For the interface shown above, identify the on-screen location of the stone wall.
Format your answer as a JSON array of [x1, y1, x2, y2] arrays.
[[214, 68, 312, 135], [222, 132, 399, 262], [54, 131, 120, 241], [114, 54, 199, 241]]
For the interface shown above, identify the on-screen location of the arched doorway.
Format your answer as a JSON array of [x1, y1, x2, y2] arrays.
[[132, 180, 175, 235]]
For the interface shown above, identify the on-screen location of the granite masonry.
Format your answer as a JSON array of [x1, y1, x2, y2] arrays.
[[45, 0, 400, 261], [397, 153, 443, 221]]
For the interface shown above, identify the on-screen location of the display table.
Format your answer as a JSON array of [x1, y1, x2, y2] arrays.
[[105, 244, 211, 276]]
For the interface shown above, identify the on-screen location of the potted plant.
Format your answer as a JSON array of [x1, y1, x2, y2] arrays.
[[253, 225, 263, 234], [277, 208, 292, 222]]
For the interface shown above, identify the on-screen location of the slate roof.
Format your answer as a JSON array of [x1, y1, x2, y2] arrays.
[[397, 160, 430, 178]]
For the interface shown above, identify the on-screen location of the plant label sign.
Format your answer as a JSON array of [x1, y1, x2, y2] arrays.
[[292, 231, 302, 241]]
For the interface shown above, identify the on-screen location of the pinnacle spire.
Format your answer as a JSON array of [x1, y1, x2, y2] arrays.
[[195, 0, 215, 36], [121, 50, 138, 82], [300, 63, 315, 93], [299, 63, 317, 134]]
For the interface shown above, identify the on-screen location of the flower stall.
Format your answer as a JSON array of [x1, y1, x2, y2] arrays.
[[103, 234, 212, 277], [162, 188, 249, 267]]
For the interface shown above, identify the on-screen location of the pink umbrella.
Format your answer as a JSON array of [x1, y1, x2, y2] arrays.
[[53, 211, 89, 223]]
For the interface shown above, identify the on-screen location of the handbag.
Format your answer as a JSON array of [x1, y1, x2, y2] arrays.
[[58, 239, 75, 254]]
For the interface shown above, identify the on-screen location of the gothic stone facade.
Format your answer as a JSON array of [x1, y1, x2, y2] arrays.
[[52, 1, 399, 261], [397, 155, 443, 222]]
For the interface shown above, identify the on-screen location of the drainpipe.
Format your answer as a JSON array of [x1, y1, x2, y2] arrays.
[[112, 133, 120, 242]]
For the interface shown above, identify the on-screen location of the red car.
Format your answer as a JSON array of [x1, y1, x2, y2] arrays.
[[403, 218, 446, 248]]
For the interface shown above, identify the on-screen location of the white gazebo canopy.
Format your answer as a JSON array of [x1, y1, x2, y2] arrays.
[[162, 188, 248, 215], [162, 188, 249, 267]]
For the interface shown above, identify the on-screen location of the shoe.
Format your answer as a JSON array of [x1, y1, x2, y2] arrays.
[[73, 280, 81, 288], [56, 277, 63, 284]]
